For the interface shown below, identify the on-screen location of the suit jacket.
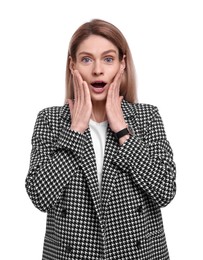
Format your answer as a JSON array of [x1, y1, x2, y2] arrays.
[[26, 100, 176, 260]]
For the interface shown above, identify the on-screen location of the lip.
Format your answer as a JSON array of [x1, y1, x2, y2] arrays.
[[90, 81, 107, 94], [91, 81, 107, 88]]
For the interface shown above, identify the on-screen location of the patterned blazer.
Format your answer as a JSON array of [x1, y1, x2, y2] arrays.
[[26, 100, 176, 260]]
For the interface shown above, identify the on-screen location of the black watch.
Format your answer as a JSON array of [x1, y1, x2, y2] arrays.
[[114, 125, 134, 140], [114, 128, 130, 140]]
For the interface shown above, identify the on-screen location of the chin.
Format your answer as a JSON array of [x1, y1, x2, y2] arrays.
[[90, 94, 107, 103]]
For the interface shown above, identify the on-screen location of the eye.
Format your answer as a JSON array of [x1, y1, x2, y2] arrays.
[[81, 57, 92, 63], [104, 57, 114, 63]]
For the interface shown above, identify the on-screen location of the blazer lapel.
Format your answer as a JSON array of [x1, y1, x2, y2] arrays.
[[60, 105, 104, 230], [80, 128, 104, 228], [101, 100, 140, 214], [101, 126, 119, 214]]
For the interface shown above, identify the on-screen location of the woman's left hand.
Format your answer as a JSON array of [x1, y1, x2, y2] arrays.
[[106, 67, 127, 133]]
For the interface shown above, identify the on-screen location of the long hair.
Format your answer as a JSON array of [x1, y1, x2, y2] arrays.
[[65, 19, 138, 103]]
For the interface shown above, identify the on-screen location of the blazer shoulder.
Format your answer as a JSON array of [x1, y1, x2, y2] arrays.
[[38, 105, 63, 116], [123, 101, 159, 119], [34, 105, 70, 132], [133, 103, 158, 113], [125, 103, 165, 136], [37, 104, 69, 120], [134, 103, 160, 120], [136, 103, 160, 124], [122, 101, 162, 131]]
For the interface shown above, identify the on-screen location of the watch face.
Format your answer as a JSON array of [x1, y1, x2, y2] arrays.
[[128, 125, 135, 136]]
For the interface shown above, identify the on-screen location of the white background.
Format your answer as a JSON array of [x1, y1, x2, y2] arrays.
[[0, 0, 203, 259]]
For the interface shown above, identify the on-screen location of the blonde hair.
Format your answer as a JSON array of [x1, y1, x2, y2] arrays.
[[65, 19, 138, 103]]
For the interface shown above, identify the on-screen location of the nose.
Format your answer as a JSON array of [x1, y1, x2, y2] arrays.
[[92, 61, 104, 76]]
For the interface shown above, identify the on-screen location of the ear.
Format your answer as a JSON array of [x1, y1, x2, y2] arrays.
[[120, 55, 126, 70], [69, 56, 75, 74]]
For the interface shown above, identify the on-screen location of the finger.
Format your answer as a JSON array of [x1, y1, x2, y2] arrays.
[[119, 96, 124, 103], [74, 70, 84, 85], [73, 71, 79, 101], [111, 68, 124, 97], [119, 96, 124, 107], [83, 81, 91, 102], [67, 99, 74, 116], [113, 67, 124, 86], [74, 70, 86, 102]]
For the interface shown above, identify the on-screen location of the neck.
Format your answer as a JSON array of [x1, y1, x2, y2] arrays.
[[91, 101, 107, 123]]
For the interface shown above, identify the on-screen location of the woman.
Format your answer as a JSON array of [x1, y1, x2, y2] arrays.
[[26, 19, 176, 259]]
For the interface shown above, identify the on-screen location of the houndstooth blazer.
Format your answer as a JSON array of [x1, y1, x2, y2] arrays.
[[26, 100, 176, 260]]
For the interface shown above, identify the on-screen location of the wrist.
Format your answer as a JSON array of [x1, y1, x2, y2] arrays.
[[119, 134, 130, 145], [114, 128, 129, 140], [70, 123, 87, 134], [111, 123, 127, 133], [114, 125, 134, 143]]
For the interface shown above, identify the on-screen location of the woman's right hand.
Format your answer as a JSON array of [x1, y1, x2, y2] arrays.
[[67, 70, 92, 133]]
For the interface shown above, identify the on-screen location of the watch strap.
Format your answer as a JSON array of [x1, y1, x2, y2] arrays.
[[114, 128, 129, 140]]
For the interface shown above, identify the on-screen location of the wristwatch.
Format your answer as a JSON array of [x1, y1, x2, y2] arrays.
[[114, 125, 134, 140]]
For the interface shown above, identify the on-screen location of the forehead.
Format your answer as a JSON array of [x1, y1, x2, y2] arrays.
[[76, 35, 119, 55]]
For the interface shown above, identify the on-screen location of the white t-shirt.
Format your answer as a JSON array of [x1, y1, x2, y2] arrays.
[[89, 119, 108, 192]]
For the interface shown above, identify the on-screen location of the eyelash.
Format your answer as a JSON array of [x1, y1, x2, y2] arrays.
[[81, 56, 114, 63], [81, 57, 92, 63], [104, 57, 114, 63]]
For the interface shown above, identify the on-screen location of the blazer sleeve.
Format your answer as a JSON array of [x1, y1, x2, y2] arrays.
[[114, 106, 176, 208], [25, 108, 86, 212]]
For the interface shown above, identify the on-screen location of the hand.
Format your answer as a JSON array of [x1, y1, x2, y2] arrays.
[[106, 67, 127, 133], [67, 70, 92, 133]]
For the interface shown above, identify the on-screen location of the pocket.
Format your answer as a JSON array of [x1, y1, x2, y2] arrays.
[[146, 228, 164, 239], [143, 228, 169, 259], [42, 235, 59, 260], [42, 234, 73, 260]]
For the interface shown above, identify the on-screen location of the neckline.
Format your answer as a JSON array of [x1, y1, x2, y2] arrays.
[[89, 119, 108, 127]]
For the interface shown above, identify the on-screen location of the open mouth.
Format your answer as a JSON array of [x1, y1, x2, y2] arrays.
[[91, 81, 107, 88]]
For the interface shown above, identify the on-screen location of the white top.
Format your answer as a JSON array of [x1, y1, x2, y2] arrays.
[[89, 119, 108, 192]]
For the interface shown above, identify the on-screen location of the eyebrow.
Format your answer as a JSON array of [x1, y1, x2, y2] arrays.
[[78, 49, 118, 56]]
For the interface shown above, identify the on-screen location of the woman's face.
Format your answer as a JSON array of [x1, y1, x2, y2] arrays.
[[70, 35, 125, 103]]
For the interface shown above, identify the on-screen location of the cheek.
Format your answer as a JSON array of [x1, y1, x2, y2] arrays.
[[108, 66, 120, 81], [75, 65, 89, 79]]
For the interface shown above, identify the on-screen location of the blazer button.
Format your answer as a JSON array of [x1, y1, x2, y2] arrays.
[[66, 245, 73, 253], [137, 205, 142, 213], [136, 240, 141, 249], [61, 208, 67, 217]]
